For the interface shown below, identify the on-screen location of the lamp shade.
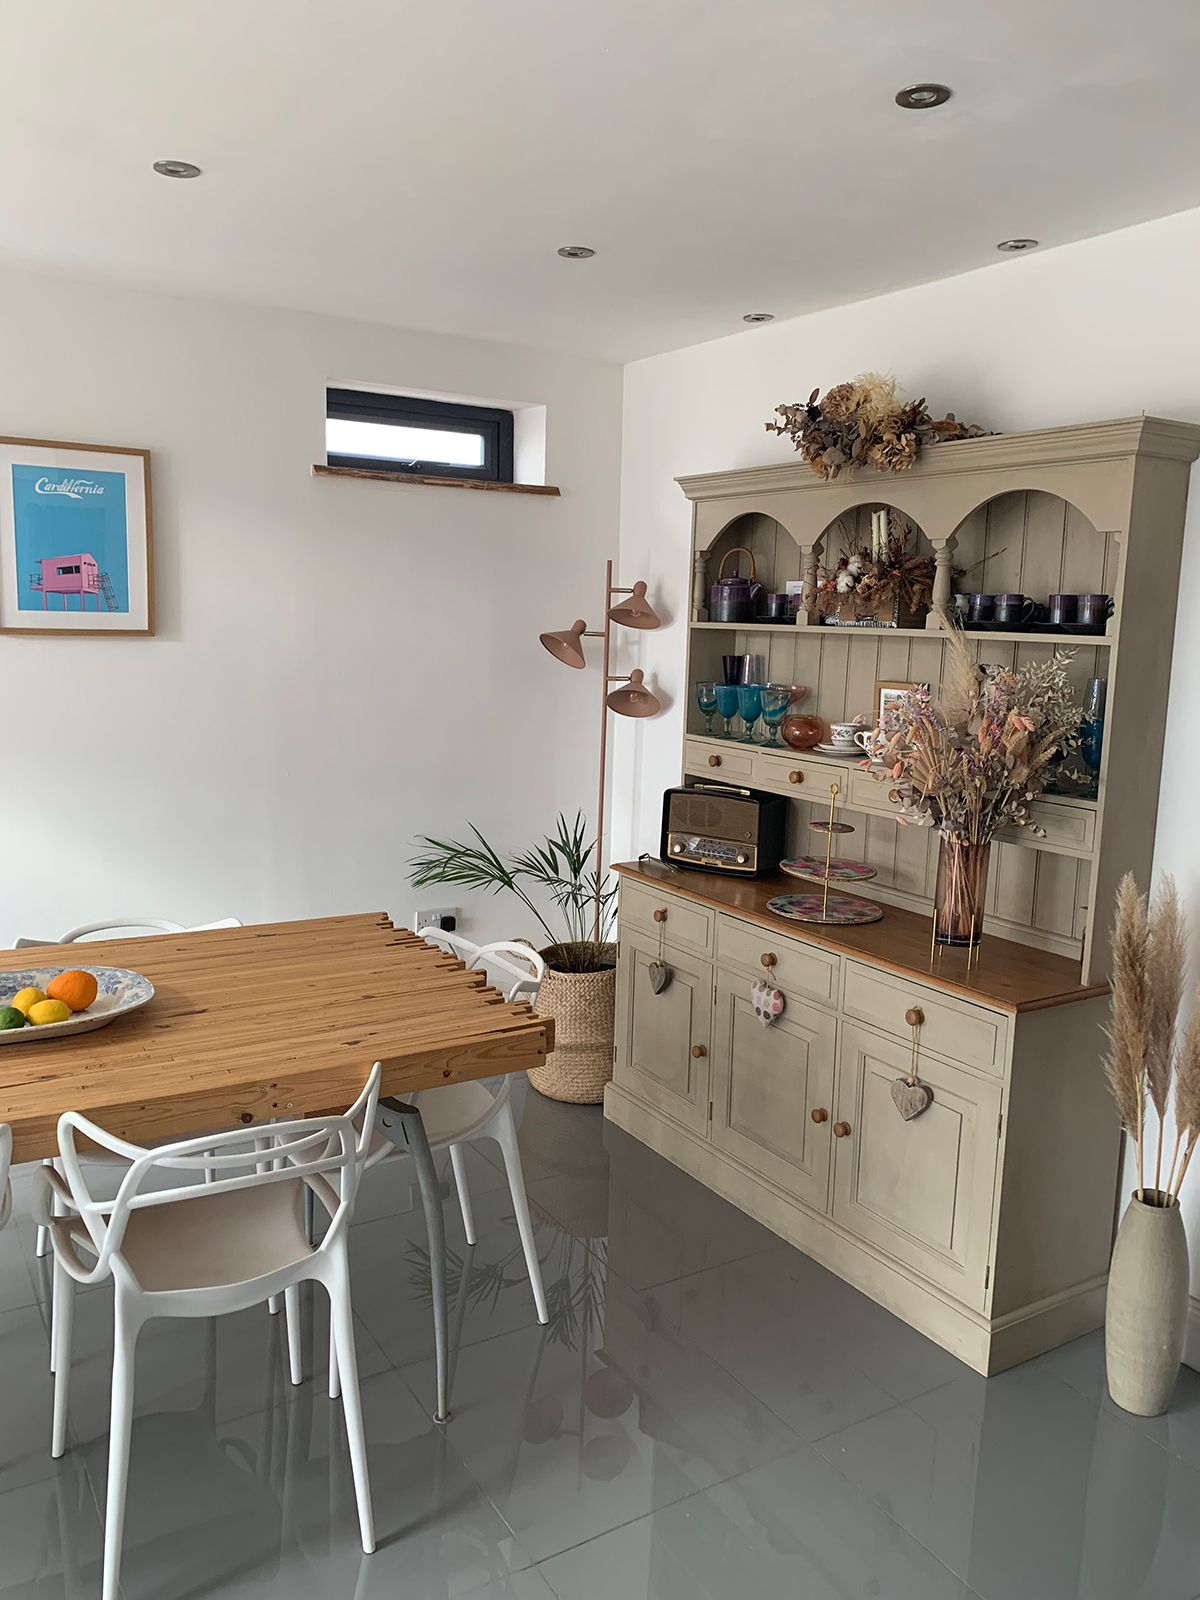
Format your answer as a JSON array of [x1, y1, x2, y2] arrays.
[[606, 668, 660, 718], [540, 619, 589, 669], [607, 580, 660, 630]]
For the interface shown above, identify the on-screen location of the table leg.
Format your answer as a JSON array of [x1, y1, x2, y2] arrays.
[[373, 1097, 450, 1424]]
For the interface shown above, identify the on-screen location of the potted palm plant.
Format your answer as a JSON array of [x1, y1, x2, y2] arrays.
[[409, 812, 617, 1104]]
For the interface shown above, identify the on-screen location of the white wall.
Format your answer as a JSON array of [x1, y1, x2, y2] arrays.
[[0, 266, 623, 948], [613, 203, 1200, 1332]]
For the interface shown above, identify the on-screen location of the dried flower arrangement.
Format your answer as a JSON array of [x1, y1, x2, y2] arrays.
[[1105, 874, 1200, 1205], [814, 508, 934, 622], [766, 372, 992, 481], [858, 629, 1082, 843]]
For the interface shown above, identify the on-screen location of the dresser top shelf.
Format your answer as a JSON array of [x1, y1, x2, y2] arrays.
[[613, 861, 1108, 1015]]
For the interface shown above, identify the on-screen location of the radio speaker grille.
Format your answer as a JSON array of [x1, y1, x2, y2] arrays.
[[670, 792, 756, 842]]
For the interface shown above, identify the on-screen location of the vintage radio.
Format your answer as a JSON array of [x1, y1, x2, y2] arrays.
[[660, 783, 787, 877]]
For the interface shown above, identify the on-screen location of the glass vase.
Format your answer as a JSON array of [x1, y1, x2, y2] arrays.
[[934, 836, 991, 947]]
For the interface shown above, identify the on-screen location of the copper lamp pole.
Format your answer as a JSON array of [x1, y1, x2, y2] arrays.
[[539, 560, 662, 946]]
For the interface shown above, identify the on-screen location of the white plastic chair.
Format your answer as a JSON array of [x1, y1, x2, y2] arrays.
[[0, 1124, 11, 1233], [32, 1064, 381, 1600], [395, 932, 547, 1294], [14, 915, 242, 949], [22, 917, 244, 1255]]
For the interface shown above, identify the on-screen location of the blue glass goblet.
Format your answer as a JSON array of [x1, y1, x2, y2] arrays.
[[759, 684, 791, 747], [713, 683, 740, 738], [737, 683, 763, 743], [696, 681, 719, 736]]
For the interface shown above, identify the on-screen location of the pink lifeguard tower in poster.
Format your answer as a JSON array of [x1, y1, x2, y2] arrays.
[[29, 553, 118, 612]]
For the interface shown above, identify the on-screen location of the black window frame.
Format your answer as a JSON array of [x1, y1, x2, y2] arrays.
[[326, 388, 514, 483]]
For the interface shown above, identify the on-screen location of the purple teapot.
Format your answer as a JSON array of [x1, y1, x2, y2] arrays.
[[710, 548, 762, 623]]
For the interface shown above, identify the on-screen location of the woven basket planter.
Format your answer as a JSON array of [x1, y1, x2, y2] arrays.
[[528, 943, 617, 1105]]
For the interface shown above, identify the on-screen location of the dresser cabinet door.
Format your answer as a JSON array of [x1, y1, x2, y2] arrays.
[[614, 933, 712, 1134], [711, 972, 836, 1212], [831, 1023, 1002, 1308]]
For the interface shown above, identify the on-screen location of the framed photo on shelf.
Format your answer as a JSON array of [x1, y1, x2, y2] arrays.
[[874, 679, 927, 732], [0, 436, 154, 636]]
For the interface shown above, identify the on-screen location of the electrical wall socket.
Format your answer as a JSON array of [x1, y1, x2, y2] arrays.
[[414, 905, 459, 933]]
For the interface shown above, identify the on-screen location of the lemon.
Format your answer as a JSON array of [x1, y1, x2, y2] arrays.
[[0, 1006, 25, 1030], [27, 998, 72, 1026], [11, 987, 45, 1015]]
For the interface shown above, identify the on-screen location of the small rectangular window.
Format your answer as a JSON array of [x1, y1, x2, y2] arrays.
[[326, 388, 514, 483]]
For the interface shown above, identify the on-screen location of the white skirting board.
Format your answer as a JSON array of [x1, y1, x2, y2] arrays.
[[1186, 1296, 1200, 1372]]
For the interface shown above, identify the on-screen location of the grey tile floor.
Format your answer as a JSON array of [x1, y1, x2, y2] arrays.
[[2, 1082, 1200, 1599]]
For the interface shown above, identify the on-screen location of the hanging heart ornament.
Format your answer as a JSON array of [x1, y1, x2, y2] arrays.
[[648, 960, 673, 995], [890, 1079, 933, 1120]]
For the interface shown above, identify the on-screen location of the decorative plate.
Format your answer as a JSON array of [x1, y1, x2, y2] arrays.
[[767, 892, 884, 926], [0, 967, 154, 1044], [812, 743, 866, 758], [781, 856, 878, 883]]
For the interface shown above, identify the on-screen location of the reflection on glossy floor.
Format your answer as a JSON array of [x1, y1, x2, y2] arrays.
[[3, 1082, 1199, 1599]]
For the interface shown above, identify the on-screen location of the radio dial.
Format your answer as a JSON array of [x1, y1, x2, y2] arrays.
[[672, 842, 683, 854], [736, 853, 747, 864]]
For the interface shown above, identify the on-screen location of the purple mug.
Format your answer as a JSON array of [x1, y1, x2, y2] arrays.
[[1076, 593, 1111, 628], [1048, 593, 1077, 626]]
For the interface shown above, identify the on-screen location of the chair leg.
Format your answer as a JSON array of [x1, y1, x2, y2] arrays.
[[284, 1284, 303, 1386], [329, 1259, 375, 1554], [448, 1143, 476, 1245], [101, 1294, 141, 1600], [36, 1158, 56, 1256], [493, 1106, 549, 1325], [328, 1299, 341, 1400], [51, 1261, 75, 1457]]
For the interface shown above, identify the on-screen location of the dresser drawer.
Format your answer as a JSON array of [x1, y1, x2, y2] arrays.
[[684, 739, 756, 783], [620, 878, 715, 958], [717, 913, 840, 1008], [846, 768, 901, 819], [995, 800, 1096, 856], [843, 960, 1009, 1076], [754, 751, 824, 797]]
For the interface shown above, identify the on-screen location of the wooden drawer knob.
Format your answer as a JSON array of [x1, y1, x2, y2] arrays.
[[692, 1044, 707, 1058], [653, 908, 668, 923], [905, 1007, 925, 1027], [833, 1120, 852, 1138], [761, 952, 777, 968], [810, 1107, 828, 1123], [789, 770, 804, 784], [709, 754, 722, 767]]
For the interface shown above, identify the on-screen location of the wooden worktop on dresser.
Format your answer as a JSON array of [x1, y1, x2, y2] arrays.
[[613, 861, 1107, 1015]]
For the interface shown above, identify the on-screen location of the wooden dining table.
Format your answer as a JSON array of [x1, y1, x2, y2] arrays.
[[0, 912, 553, 1164], [0, 912, 553, 1422]]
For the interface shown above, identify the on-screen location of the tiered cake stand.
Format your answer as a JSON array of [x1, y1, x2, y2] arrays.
[[769, 783, 883, 926]]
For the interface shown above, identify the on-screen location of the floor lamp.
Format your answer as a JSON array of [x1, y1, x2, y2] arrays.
[[539, 561, 662, 941]]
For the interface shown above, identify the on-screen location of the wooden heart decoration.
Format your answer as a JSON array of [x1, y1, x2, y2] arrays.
[[648, 961, 673, 995], [891, 1079, 933, 1120]]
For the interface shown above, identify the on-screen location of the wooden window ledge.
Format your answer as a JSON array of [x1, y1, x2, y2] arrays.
[[312, 463, 560, 496]]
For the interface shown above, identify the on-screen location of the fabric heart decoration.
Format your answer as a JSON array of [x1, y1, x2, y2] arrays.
[[751, 980, 785, 1027], [648, 960, 673, 995], [891, 1079, 933, 1120]]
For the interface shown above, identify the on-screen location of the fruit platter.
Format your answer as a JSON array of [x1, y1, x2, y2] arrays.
[[0, 967, 154, 1044]]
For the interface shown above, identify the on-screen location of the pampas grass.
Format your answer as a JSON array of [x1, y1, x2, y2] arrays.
[[1104, 874, 1150, 1197], [1146, 877, 1186, 1193], [1104, 870, 1200, 1206]]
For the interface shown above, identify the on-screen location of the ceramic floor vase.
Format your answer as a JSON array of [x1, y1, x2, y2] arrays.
[[1105, 1190, 1190, 1416]]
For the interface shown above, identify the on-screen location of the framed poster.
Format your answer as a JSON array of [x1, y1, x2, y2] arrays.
[[0, 437, 153, 636]]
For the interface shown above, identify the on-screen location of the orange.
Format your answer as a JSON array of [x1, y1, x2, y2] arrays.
[[45, 969, 99, 1013]]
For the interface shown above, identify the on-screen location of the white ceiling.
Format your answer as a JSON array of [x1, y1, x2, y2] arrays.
[[4, 1, 1200, 362]]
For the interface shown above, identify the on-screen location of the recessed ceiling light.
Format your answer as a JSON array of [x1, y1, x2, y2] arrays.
[[153, 159, 201, 179], [895, 83, 951, 110], [743, 313, 774, 324], [997, 238, 1039, 252], [557, 245, 595, 259]]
